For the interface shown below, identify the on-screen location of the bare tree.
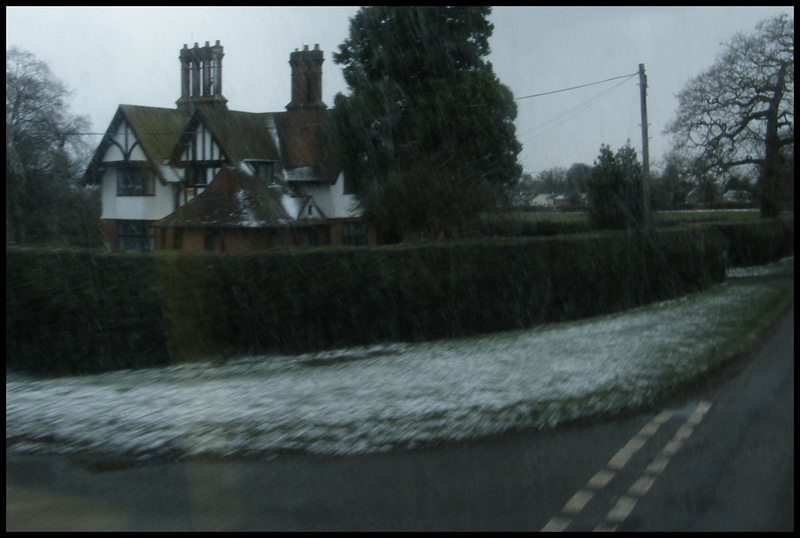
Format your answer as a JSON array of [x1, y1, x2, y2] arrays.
[[6, 47, 93, 245], [666, 14, 793, 218]]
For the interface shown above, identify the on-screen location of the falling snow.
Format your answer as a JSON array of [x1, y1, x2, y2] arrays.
[[7, 272, 789, 462]]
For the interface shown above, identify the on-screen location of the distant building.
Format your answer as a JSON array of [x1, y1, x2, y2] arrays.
[[722, 189, 753, 204], [553, 194, 570, 209], [686, 185, 722, 205], [84, 42, 373, 252], [531, 193, 557, 208]]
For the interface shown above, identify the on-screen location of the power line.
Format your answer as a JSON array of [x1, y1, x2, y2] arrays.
[[515, 75, 638, 171], [518, 75, 636, 139], [19, 71, 641, 137], [514, 72, 639, 101]]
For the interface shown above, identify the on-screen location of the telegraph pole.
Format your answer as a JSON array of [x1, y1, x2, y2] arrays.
[[639, 63, 651, 232]]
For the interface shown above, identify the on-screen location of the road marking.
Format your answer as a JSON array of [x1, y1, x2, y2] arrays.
[[606, 495, 638, 522], [539, 402, 713, 532], [541, 516, 571, 532], [623, 435, 647, 452], [661, 437, 685, 456], [593, 521, 619, 532], [674, 423, 695, 439], [540, 411, 670, 531], [606, 448, 635, 471], [645, 453, 671, 474], [563, 489, 595, 514], [602, 400, 713, 526], [587, 470, 616, 489], [694, 400, 713, 415], [628, 474, 657, 496]]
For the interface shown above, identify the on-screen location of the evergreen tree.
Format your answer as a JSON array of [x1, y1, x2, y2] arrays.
[[587, 142, 649, 231], [331, 6, 522, 240]]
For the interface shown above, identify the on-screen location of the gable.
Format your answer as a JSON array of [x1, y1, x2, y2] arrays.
[[153, 166, 296, 229], [176, 114, 227, 165], [84, 105, 189, 185], [101, 119, 148, 163]]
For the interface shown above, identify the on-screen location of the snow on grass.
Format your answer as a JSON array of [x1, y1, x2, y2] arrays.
[[6, 282, 791, 461], [726, 256, 794, 277]]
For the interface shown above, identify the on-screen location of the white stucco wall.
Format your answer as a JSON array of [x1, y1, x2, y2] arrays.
[[102, 122, 148, 163], [99, 118, 177, 221], [100, 168, 176, 221]]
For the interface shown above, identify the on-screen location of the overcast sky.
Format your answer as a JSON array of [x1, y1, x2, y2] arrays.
[[6, 6, 793, 177]]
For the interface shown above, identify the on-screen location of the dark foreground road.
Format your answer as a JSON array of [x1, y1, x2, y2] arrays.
[[6, 277, 793, 531]]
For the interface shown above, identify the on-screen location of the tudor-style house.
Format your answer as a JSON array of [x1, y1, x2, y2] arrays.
[[84, 41, 374, 252]]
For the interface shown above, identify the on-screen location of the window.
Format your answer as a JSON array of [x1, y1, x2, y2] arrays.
[[117, 220, 154, 251], [343, 222, 367, 246], [185, 163, 208, 187], [117, 164, 155, 196], [303, 229, 317, 247]]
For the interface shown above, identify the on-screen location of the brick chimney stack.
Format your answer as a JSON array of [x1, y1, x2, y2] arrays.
[[177, 40, 228, 114], [285, 44, 327, 169], [288, 43, 324, 109]]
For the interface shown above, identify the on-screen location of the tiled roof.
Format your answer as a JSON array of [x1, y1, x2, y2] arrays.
[[195, 108, 281, 162], [121, 105, 189, 164], [152, 166, 306, 229], [272, 111, 342, 184]]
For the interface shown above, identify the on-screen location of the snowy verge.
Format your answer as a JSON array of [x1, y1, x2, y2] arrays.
[[6, 279, 792, 461], [726, 255, 793, 277]]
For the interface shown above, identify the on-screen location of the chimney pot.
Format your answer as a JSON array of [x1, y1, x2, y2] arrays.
[[304, 44, 309, 51]]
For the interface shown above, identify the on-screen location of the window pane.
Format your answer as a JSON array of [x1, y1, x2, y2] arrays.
[[117, 220, 153, 252], [118, 165, 154, 196]]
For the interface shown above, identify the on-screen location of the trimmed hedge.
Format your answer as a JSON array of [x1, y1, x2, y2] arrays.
[[7, 227, 727, 375], [714, 218, 793, 267], [477, 214, 592, 237], [6, 248, 170, 376]]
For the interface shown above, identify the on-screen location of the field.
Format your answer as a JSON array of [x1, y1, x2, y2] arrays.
[[501, 208, 766, 227]]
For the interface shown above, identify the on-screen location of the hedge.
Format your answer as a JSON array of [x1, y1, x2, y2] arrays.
[[6, 248, 170, 376], [6, 226, 730, 375], [714, 218, 793, 267]]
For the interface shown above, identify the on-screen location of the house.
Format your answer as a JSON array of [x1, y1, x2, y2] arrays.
[[511, 191, 535, 208], [687, 183, 725, 205], [722, 189, 753, 204], [151, 165, 327, 251], [553, 194, 570, 209], [686, 188, 701, 204], [84, 41, 373, 251], [531, 193, 557, 209]]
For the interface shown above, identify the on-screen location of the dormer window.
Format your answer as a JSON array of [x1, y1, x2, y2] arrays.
[[245, 160, 275, 183]]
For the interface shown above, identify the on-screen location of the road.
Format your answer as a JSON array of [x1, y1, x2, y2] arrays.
[[6, 277, 793, 531]]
